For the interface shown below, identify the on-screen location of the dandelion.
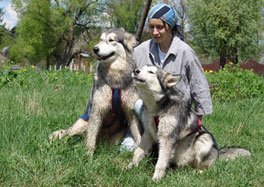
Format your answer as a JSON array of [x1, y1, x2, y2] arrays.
[[23, 68, 27, 71], [75, 72, 79, 75], [209, 70, 214, 73], [228, 61, 233, 65], [31, 65, 35, 68], [55, 77, 58, 80]]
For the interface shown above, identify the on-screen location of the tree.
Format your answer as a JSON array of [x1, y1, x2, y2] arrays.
[[11, 0, 102, 68], [10, 0, 55, 65], [0, 5, 14, 49], [0, 5, 5, 44], [107, 0, 146, 34], [187, 0, 264, 67], [0, 5, 4, 23]]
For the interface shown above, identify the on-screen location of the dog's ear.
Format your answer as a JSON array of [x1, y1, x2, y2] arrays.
[[124, 32, 138, 52], [164, 74, 181, 88]]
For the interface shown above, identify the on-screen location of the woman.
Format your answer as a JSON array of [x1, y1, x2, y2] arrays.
[[120, 3, 212, 150]]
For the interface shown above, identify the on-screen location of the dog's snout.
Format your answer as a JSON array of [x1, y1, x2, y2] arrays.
[[93, 46, 99, 54], [134, 69, 140, 75]]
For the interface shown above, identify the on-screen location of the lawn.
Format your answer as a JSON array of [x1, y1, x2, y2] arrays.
[[0, 66, 263, 186]]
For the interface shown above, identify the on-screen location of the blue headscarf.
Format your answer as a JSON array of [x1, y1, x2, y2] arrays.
[[147, 4, 176, 28], [147, 4, 184, 41]]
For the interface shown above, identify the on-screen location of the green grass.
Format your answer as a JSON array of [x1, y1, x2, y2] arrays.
[[0, 69, 263, 186]]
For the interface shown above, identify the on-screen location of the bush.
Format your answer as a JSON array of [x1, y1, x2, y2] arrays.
[[2, 61, 263, 103], [206, 63, 264, 102], [0, 62, 94, 88]]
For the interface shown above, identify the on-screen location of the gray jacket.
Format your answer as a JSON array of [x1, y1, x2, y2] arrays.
[[134, 36, 212, 115]]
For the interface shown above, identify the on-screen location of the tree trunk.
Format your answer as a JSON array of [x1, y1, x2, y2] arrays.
[[135, 0, 152, 42], [234, 47, 238, 64], [219, 40, 227, 68], [61, 41, 74, 67], [46, 56, 50, 70], [220, 54, 226, 68], [60, 25, 75, 67]]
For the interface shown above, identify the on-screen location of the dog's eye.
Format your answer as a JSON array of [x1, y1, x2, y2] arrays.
[[109, 39, 115, 42], [148, 71, 154, 74]]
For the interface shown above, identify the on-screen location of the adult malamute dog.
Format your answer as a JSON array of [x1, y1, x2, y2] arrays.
[[49, 28, 142, 155], [129, 65, 251, 180]]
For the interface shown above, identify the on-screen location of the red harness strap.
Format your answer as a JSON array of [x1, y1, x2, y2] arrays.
[[198, 118, 202, 126], [186, 118, 202, 136]]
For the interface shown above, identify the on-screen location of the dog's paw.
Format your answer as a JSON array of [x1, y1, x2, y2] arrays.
[[48, 130, 66, 140], [152, 169, 166, 181], [127, 162, 137, 169], [86, 148, 95, 157]]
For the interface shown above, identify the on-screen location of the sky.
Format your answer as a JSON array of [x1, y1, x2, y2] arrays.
[[0, 0, 18, 29]]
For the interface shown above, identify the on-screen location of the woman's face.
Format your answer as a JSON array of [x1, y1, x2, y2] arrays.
[[148, 18, 172, 44]]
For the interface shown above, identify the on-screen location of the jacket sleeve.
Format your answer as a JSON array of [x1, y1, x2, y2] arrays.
[[185, 50, 213, 115]]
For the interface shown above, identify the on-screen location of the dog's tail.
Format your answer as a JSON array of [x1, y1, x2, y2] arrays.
[[218, 147, 251, 161]]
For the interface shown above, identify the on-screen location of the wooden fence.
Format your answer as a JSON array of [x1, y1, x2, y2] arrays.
[[202, 59, 264, 76]]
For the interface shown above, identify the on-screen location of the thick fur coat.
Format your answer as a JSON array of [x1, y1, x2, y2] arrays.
[[128, 65, 251, 180], [49, 28, 142, 155]]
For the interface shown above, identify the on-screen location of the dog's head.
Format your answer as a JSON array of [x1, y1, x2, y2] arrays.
[[93, 28, 137, 63], [132, 65, 181, 101]]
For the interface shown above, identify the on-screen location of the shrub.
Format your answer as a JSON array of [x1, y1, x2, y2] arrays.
[[206, 63, 264, 102], [2, 62, 263, 103], [0, 63, 94, 89]]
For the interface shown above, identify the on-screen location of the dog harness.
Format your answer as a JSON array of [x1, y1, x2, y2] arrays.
[[189, 118, 202, 136], [81, 88, 123, 126]]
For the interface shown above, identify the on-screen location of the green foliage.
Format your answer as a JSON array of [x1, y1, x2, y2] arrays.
[[0, 6, 4, 23], [11, 0, 55, 63], [187, 0, 264, 64], [0, 61, 18, 87], [0, 7, 5, 44], [108, 0, 145, 34], [0, 62, 94, 89], [206, 63, 264, 102], [0, 25, 14, 48], [10, 0, 102, 66]]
